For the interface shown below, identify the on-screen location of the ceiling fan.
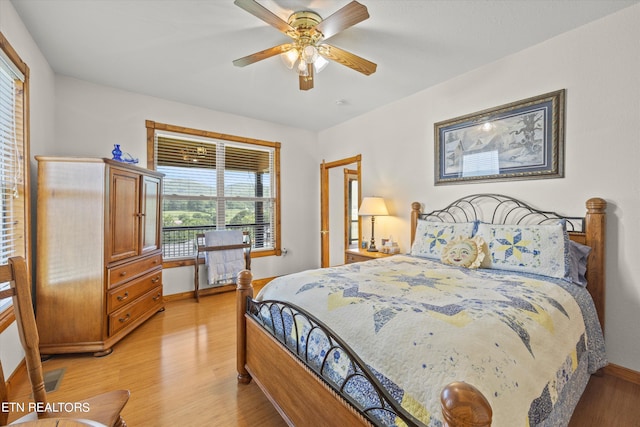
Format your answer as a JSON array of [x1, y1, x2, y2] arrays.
[[232, 0, 377, 91]]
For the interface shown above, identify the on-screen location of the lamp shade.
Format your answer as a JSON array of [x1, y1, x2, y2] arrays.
[[358, 197, 389, 216]]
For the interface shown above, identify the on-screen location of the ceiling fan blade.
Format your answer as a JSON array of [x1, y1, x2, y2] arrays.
[[233, 43, 294, 67], [234, 0, 295, 35], [314, 1, 369, 40], [299, 63, 314, 91], [319, 44, 377, 76]]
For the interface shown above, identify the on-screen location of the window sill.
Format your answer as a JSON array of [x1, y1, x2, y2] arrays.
[[162, 248, 280, 269]]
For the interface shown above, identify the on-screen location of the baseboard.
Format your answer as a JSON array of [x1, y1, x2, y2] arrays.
[[163, 290, 197, 302], [163, 285, 236, 302], [163, 276, 277, 302], [604, 363, 640, 385], [251, 277, 277, 289], [4, 358, 26, 398]]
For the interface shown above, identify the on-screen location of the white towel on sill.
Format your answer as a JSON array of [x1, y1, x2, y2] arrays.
[[204, 230, 246, 286]]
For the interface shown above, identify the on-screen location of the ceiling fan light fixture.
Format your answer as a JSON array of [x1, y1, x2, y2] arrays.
[[301, 45, 319, 63], [314, 55, 329, 73], [233, 0, 376, 90], [297, 60, 309, 76], [280, 48, 299, 70]]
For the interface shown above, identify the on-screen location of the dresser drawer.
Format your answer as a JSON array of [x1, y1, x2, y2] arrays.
[[107, 269, 162, 313], [108, 286, 163, 336], [345, 249, 393, 264], [346, 252, 374, 264], [108, 253, 162, 289]]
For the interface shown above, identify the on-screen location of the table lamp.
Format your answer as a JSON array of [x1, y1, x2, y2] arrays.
[[358, 196, 389, 252]]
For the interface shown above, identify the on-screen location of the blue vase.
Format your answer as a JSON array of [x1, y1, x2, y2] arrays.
[[112, 144, 123, 161]]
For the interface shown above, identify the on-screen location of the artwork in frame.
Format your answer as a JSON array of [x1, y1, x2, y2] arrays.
[[434, 89, 565, 185]]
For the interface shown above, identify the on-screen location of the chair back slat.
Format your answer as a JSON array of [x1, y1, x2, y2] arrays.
[[0, 267, 14, 284], [8, 257, 48, 408], [0, 266, 9, 425]]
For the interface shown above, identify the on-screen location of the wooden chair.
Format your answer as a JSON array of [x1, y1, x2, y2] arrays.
[[0, 257, 130, 427], [194, 231, 251, 302]]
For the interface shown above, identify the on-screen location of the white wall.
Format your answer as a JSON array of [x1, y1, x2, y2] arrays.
[[319, 5, 640, 372], [51, 75, 321, 293]]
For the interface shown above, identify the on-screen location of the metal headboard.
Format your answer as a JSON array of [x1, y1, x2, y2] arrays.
[[419, 194, 584, 232]]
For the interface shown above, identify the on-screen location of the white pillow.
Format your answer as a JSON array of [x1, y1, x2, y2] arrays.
[[411, 220, 477, 260], [474, 221, 571, 280]]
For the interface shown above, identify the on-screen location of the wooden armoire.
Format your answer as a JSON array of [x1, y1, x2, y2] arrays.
[[35, 157, 165, 356]]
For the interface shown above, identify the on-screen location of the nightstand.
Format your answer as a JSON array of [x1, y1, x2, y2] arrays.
[[345, 248, 394, 264]]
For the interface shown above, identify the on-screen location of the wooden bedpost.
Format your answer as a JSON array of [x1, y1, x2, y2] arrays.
[[236, 269, 253, 384], [441, 382, 492, 427], [411, 201, 422, 246], [584, 197, 606, 331]]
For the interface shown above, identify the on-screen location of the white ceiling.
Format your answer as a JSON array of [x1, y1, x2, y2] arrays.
[[11, 0, 639, 132]]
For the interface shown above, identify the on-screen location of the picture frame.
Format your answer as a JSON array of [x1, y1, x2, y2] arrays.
[[434, 89, 565, 185]]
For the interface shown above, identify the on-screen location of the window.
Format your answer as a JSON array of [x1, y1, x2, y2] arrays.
[[146, 121, 281, 262], [0, 32, 30, 329], [344, 169, 359, 248]]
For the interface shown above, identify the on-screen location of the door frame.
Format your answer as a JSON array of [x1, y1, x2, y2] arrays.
[[320, 155, 362, 268]]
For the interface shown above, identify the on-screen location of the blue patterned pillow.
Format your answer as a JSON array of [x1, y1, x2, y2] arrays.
[[568, 240, 591, 287], [411, 220, 477, 260], [474, 221, 571, 280]]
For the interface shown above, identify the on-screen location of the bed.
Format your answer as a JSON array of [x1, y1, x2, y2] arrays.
[[236, 194, 607, 427]]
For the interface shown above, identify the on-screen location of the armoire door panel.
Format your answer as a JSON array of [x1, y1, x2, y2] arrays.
[[140, 175, 161, 254], [109, 168, 140, 262]]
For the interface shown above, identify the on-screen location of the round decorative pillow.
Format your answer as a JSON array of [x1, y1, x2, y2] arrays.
[[441, 235, 486, 269]]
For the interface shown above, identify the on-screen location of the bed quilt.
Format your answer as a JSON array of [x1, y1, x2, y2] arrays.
[[256, 254, 606, 427]]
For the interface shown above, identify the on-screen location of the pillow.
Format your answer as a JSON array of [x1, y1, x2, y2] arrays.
[[568, 240, 591, 287], [411, 220, 477, 260], [441, 235, 486, 269], [474, 221, 571, 280]]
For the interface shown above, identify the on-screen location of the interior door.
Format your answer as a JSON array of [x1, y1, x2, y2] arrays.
[[320, 155, 361, 267]]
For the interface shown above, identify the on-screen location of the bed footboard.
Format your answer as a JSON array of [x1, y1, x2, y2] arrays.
[[236, 269, 253, 384], [236, 271, 492, 427]]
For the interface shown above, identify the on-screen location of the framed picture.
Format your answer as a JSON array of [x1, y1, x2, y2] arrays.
[[434, 89, 565, 185]]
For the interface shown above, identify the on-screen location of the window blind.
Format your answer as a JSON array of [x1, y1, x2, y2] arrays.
[[155, 133, 276, 259], [0, 46, 26, 311]]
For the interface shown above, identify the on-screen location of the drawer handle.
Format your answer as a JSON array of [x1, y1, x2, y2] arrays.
[[119, 313, 131, 323], [153, 259, 158, 264], [151, 276, 160, 284], [117, 291, 129, 302], [120, 271, 127, 277], [153, 293, 162, 301]]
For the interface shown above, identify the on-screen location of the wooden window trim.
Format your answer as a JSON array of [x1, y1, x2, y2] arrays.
[[145, 120, 281, 266], [0, 307, 15, 333], [0, 32, 31, 323]]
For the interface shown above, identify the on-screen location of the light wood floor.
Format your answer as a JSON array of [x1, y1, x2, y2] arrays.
[[7, 289, 640, 426]]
